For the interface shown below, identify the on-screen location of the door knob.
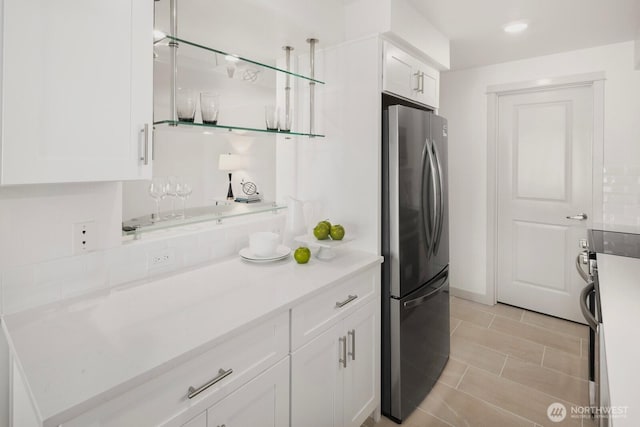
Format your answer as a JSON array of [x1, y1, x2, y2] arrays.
[[566, 213, 588, 221]]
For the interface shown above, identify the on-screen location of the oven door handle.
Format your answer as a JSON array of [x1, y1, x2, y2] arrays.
[[576, 253, 590, 282], [580, 282, 598, 331]]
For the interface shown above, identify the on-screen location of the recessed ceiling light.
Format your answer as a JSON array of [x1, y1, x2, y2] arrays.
[[503, 21, 528, 34]]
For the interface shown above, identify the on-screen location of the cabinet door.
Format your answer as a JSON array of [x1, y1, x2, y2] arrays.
[[291, 323, 344, 427], [343, 300, 377, 427], [414, 62, 439, 109], [1, 0, 153, 184], [182, 412, 206, 427], [382, 42, 416, 101], [207, 357, 289, 427]]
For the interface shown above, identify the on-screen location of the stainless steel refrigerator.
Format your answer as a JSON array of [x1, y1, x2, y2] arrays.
[[381, 101, 450, 423]]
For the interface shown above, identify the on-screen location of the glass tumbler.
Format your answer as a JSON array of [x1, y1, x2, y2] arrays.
[[200, 92, 220, 125], [176, 88, 196, 122], [265, 105, 279, 130], [279, 108, 292, 132]]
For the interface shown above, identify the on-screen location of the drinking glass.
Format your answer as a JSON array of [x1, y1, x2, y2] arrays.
[[177, 88, 196, 122], [279, 107, 292, 132], [176, 178, 194, 219], [148, 177, 167, 222], [165, 176, 179, 218], [200, 92, 220, 125], [265, 105, 279, 130]]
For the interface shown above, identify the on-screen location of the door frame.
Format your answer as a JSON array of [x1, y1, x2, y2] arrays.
[[485, 72, 605, 305]]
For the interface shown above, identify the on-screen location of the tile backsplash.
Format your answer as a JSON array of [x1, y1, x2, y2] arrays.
[[602, 165, 640, 226], [0, 214, 285, 315]]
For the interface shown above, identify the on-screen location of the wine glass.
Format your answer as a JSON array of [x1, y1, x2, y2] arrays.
[[165, 176, 179, 218], [148, 177, 167, 222], [176, 178, 193, 219]]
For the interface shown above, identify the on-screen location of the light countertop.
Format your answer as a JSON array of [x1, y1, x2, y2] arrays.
[[2, 249, 382, 426], [593, 253, 640, 425]]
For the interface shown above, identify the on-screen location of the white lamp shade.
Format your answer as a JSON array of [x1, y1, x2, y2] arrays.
[[218, 153, 243, 171]]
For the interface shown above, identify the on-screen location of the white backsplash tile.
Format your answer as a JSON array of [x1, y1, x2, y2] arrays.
[[602, 165, 640, 227], [0, 213, 286, 315]]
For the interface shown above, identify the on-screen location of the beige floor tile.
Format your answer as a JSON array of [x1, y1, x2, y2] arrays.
[[501, 357, 589, 406], [450, 299, 495, 328], [490, 315, 581, 356], [453, 296, 525, 321], [451, 335, 507, 375], [419, 381, 535, 427], [453, 321, 545, 365], [450, 318, 462, 335], [521, 311, 590, 341], [458, 367, 582, 426], [543, 346, 589, 380], [365, 411, 451, 427], [438, 357, 468, 388]]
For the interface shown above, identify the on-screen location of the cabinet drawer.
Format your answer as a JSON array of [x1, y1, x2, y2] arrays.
[[291, 268, 377, 350], [62, 311, 289, 427]]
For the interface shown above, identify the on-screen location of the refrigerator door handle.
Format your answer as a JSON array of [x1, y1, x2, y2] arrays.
[[424, 139, 439, 255], [420, 142, 433, 256], [431, 139, 444, 255], [403, 276, 448, 308]]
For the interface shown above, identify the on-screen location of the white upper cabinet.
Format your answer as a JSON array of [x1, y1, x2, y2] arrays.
[[0, 0, 153, 185], [382, 40, 440, 109]]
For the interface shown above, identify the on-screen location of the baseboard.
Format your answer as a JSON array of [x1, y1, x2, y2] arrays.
[[450, 286, 494, 306]]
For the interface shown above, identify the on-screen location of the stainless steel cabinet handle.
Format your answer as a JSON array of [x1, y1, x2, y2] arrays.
[[348, 329, 356, 361], [413, 71, 421, 92], [420, 72, 425, 94], [335, 294, 357, 308], [140, 124, 149, 165], [566, 213, 588, 220], [187, 368, 233, 399], [339, 336, 347, 368]]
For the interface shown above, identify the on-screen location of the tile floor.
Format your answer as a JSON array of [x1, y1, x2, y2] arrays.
[[364, 296, 596, 427]]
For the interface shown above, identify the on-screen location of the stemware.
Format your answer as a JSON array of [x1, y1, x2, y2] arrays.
[[148, 177, 167, 222], [176, 178, 193, 219], [165, 176, 179, 218]]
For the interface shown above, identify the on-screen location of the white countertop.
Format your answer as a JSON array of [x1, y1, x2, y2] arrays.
[[2, 249, 382, 426], [593, 254, 640, 426]]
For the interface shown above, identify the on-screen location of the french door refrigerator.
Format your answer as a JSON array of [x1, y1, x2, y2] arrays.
[[382, 101, 450, 423]]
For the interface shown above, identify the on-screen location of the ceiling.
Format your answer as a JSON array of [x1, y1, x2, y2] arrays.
[[408, 0, 639, 70]]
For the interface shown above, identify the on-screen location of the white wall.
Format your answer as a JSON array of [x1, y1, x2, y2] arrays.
[[440, 41, 640, 300]]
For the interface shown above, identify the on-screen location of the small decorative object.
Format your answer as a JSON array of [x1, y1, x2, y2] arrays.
[[235, 180, 262, 203], [218, 153, 242, 200]]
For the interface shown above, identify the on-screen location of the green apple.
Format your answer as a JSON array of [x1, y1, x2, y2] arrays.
[[294, 247, 311, 264], [313, 223, 330, 240], [330, 224, 345, 240]]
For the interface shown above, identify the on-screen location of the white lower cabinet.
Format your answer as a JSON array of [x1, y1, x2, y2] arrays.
[[292, 299, 378, 427], [182, 412, 207, 427], [206, 357, 289, 427]]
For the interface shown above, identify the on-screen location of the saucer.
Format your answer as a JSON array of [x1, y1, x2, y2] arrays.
[[239, 245, 291, 262]]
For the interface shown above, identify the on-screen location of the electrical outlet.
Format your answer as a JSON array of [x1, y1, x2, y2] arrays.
[[148, 248, 175, 269], [73, 221, 96, 255]]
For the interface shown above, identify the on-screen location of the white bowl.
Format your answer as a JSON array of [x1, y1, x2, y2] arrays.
[[249, 232, 280, 257]]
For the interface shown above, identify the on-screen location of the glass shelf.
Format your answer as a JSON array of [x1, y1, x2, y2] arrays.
[[122, 201, 286, 237], [156, 35, 325, 85], [154, 120, 325, 138]]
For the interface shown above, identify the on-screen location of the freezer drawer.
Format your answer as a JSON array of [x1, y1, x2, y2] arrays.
[[383, 267, 450, 422]]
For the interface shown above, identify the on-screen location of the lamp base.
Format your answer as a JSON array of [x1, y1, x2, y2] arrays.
[[226, 172, 234, 200]]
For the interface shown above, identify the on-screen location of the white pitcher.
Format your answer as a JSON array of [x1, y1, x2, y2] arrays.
[[283, 196, 312, 248]]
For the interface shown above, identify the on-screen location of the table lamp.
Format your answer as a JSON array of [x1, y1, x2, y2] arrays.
[[218, 153, 242, 200]]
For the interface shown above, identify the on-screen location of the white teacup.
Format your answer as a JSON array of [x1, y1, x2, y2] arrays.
[[249, 232, 280, 257]]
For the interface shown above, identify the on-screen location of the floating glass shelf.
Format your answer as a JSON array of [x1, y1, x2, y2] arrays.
[[122, 201, 286, 237], [154, 120, 325, 138], [156, 35, 325, 85]]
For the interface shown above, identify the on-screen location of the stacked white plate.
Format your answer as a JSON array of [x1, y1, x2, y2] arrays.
[[239, 245, 291, 263]]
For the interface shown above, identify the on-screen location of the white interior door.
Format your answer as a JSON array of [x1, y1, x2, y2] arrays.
[[497, 85, 593, 323]]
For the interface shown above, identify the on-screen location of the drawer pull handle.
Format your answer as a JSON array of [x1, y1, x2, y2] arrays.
[[348, 329, 356, 361], [335, 294, 358, 308], [187, 368, 233, 399], [339, 336, 347, 368]]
